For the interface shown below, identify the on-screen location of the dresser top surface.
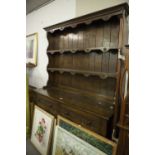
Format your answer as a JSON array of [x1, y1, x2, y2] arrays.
[[31, 86, 114, 119]]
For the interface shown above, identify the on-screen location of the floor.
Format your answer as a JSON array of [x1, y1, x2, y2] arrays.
[[26, 139, 41, 155]]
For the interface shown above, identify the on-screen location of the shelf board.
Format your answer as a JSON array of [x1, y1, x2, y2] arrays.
[[47, 47, 118, 55], [33, 87, 114, 119], [48, 68, 117, 79]]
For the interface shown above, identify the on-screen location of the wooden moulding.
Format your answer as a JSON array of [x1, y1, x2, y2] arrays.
[[44, 3, 129, 34], [117, 123, 129, 131], [47, 47, 118, 55], [47, 68, 118, 79]]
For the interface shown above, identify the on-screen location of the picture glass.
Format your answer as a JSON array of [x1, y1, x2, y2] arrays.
[[26, 39, 34, 59], [26, 33, 37, 66], [52, 126, 107, 155]]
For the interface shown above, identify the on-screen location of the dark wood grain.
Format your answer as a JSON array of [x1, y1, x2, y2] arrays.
[[63, 32, 69, 50], [102, 52, 110, 72], [94, 53, 102, 72], [68, 33, 73, 49], [48, 68, 117, 79], [109, 52, 118, 73], [96, 22, 104, 47], [78, 28, 84, 49], [110, 18, 120, 48], [89, 25, 96, 48], [103, 21, 111, 48], [72, 30, 78, 49]]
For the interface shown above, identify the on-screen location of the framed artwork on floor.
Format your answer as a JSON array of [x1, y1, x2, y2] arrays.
[[57, 115, 117, 155], [31, 105, 55, 155], [52, 126, 110, 155], [26, 33, 38, 67]]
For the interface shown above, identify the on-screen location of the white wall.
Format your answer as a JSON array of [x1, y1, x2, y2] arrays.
[[27, 0, 128, 88], [76, 0, 129, 17], [26, 0, 76, 88]]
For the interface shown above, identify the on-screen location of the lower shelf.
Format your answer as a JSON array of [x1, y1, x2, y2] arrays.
[[48, 68, 118, 79]]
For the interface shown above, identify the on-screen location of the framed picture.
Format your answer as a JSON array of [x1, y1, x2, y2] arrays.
[[52, 126, 110, 155], [57, 115, 117, 155], [26, 33, 38, 67], [31, 105, 55, 155]]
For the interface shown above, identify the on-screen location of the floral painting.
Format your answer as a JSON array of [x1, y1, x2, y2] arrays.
[[35, 118, 47, 144], [31, 106, 55, 155], [52, 126, 108, 155]]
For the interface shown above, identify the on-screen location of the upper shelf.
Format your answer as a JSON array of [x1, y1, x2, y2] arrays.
[[47, 47, 118, 55], [47, 68, 118, 79], [44, 3, 129, 34]]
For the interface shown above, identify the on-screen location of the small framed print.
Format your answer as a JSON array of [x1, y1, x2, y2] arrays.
[[31, 105, 55, 155], [26, 33, 38, 67], [57, 115, 117, 155]]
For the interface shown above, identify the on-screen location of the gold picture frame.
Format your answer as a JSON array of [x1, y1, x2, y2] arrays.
[[31, 105, 55, 155], [26, 33, 38, 67], [57, 115, 117, 155]]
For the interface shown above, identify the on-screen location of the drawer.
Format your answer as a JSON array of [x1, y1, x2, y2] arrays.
[[36, 96, 59, 116], [59, 105, 108, 136]]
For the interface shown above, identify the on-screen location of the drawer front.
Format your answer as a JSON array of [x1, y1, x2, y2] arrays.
[[30, 93, 110, 137], [36, 96, 59, 116], [59, 105, 108, 136]]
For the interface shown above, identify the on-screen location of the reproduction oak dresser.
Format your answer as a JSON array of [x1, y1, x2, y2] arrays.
[[29, 3, 129, 153]]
